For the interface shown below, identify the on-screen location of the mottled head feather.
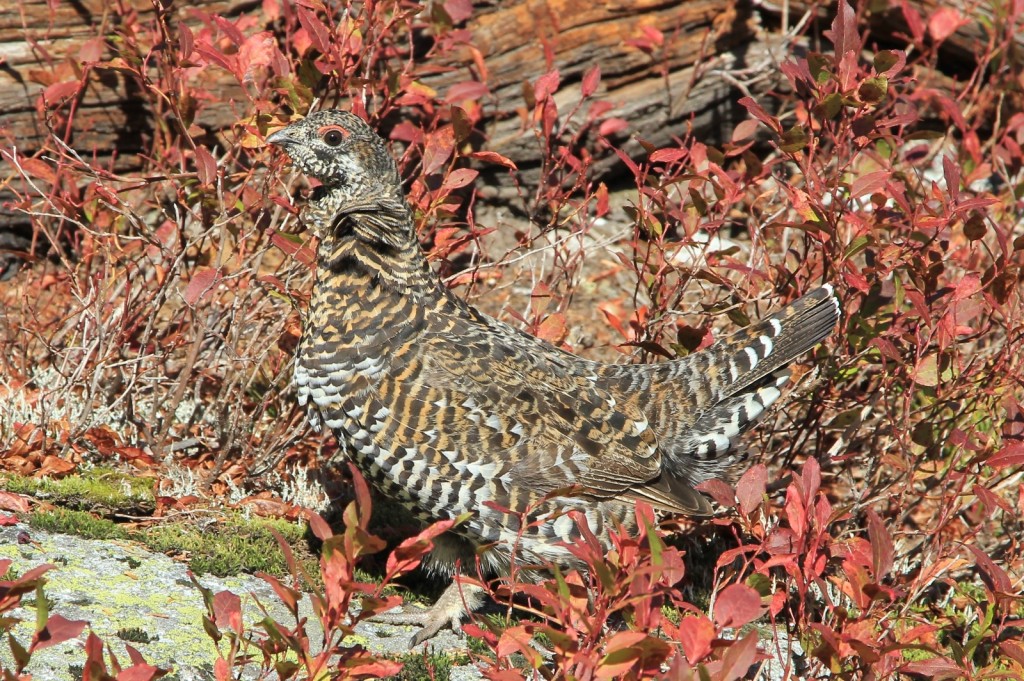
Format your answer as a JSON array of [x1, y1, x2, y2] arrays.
[[267, 110, 416, 255]]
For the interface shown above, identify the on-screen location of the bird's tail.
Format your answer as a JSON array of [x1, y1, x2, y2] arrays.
[[658, 285, 841, 480]]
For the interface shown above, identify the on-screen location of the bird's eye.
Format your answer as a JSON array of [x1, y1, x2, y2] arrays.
[[323, 130, 344, 147]]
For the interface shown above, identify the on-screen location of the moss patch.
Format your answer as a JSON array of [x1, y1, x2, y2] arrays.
[[142, 514, 313, 578], [3, 467, 154, 515], [30, 508, 129, 541], [9, 469, 320, 581], [395, 649, 472, 681]]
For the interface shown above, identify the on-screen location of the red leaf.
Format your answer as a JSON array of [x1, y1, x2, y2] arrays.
[[178, 21, 194, 59], [951, 273, 981, 302], [598, 117, 629, 136], [649, 147, 687, 164], [604, 630, 648, 652], [731, 118, 760, 142], [422, 125, 456, 176], [965, 543, 1014, 598], [348, 462, 373, 529], [865, 509, 893, 580], [469, 150, 517, 170], [183, 268, 222, 306], [384, 517, 462, 580], [713, 584, 763, 629], [827, 0, 859, 61], [446, 80, 490, 103], [901, 1, 925, 42], [928, 7, 968, 43], [117, 663, 163, 681], [738, 96, 780, 133], [39, 455, 75, 477], [496, 624, 539, 660], [31, 614, 87, 652], [194, 146, 218, 186], [83, 632, 108, 677], [534, 70, 561, 102], [988, 442, 1024, 468], [214, 657, 231, 681], [212, 590, 242, 634], [257, 572, 300, 612], [595, 182, 609, 217], [785, 485, 806, 538], [718, 630, 760, 680], [441, 168, 479, 192], [212, 16, 244, 47], [269, 231, 315, 268], [851, 170, 889, 198], [296, 6, 331, 54], [345, 658, 404, 678], [78, 37, 105, 63], [0, 514, 17, 526], [801, 456, 821, 500], [42, 81, 81, 104], [0, 491, 30, 513], [536, 312, 568, 345], [306, 511, 334, 541], [735, 464, 767, 514], [237, 32, 279, 83], [904, 657, 963, 676], [695, 479, 736, 508], [581, 65, 601, 97], [125, 644, 146, 666], [443, 0, 473, 23], [942, 154, 960, 202], [972, 484, 1012, 515], [677, 615, 714, 664], [999, 640, 1024, 666], [195, 41, 234, 73], [19, 158, 58, 184], [912, 354, 939, 387]]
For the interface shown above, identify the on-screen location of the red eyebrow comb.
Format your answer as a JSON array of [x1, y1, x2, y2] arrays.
[[318, 124, 351, 137]]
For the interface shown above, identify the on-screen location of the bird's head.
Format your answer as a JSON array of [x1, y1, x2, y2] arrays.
[[266, 110, 401, 198]]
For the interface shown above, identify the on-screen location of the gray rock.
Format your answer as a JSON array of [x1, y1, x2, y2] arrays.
[[0, 523, 481, 680]]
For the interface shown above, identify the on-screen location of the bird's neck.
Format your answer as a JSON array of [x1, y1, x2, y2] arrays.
[[304, 189, 439, 290], [301, 190, 450, 350]]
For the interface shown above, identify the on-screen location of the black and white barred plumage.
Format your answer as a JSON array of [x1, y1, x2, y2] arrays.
[[267, 110, 840, 644]]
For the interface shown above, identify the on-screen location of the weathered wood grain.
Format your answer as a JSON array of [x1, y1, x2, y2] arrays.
[[0, 0, 1008, 231]]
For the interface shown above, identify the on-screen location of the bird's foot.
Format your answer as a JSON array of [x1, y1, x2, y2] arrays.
[[371, 581, 485, 646]]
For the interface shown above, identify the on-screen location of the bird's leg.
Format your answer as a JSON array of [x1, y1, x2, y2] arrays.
[[372, 579, 486, 646]]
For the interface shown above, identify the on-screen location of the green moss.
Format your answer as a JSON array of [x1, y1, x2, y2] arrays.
[[29, 508, 128, 540], [116, 626, 154, 643], [22, 489, 319, 581], [142, 514, 311, 578], [394, 649, 470, 681], [2, 467, 154, 514]]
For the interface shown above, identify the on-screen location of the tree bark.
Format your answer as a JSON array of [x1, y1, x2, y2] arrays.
[[0, 0, 1007, 232]]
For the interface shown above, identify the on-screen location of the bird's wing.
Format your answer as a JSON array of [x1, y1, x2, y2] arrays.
[[370, 309, 709, 517]]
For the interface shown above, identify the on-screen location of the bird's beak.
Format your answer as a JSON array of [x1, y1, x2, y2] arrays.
[[266, 127, 297, 147]]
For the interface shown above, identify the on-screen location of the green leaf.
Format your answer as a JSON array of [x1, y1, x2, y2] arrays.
[[780, 126, 808, 153], [858, 76, 888, 104], [873, 50, 899, 73], [808, 53, 831, 85], [844, 234, 871, 259], [746, 573, 772, 597], [34, 583, 47, 633], [875, 138, 892, 158], [820, 93, 844, 119]]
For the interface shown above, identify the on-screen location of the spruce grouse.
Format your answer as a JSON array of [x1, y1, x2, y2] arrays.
[[267, 110, 840, 644]]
